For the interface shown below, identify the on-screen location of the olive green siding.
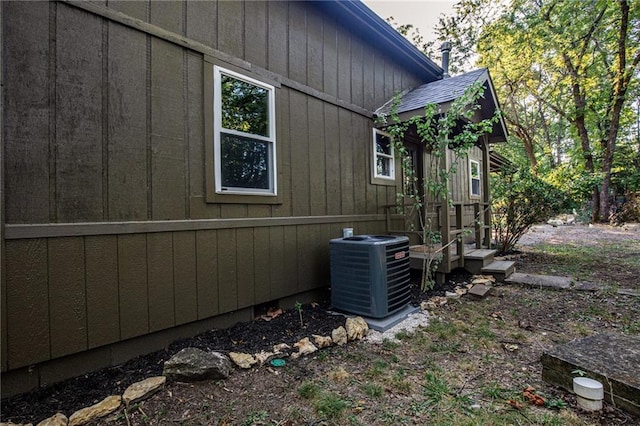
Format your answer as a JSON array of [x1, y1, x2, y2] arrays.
[[1, 0, 424, 388]]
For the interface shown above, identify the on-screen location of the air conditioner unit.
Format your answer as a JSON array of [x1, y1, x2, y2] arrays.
[[330, 235, 411, 318]]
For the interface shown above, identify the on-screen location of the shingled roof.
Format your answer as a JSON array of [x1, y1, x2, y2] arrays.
[[375, 68, 508, 143], [376, 68, 488, 116]]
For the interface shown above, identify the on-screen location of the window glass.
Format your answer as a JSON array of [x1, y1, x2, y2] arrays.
[[220, 133, 269, 189], [214, 66, 276, 195], [373, 129, 394, 180], [221, 75, 269, 137], [470, 160, 481, 196]]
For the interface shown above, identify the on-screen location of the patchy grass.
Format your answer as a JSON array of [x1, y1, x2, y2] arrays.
[[522, 239, 640, 287]]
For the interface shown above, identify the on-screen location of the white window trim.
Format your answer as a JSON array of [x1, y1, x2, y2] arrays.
[[372, 128, 395, 181], [213, 65, 277, 196], [469, 159, 481, 197]]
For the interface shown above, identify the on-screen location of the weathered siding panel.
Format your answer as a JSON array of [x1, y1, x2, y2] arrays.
[[337, 30, 351, 102], [186, 0, 217, 48], [288, 2, 307, 85], [353, 116, 367, 213], [322, 16, 338, 98], [48, 238, 87, 358], [5, 239, 50, 368], [150, 39, 186, 220], [269, 226, 286, 299], [267, 1, 288, 77], [306, 7, 324, 92], [324, 104, 341, 215], [107, 23, 148, 221], [4, 2, 50, 224], [350, 37, 364, 107], [296, 225, 313, 292], [147, 233, 175, 331], [217, 0, 243, 60], [118, 234, 149, 339], [283, 226, 299, 294], [362, 46, 375, 112], [236, 228, 255, 308], [196, 230, 219, 319], [150, 0, 183, 35], [244, 0, 267, 68], [108, 0, 148, 21], [173, 231, 198, 325], [56, 5, 103, 222], [253, 227, 271, 303], [273, 88, 292, 217], [339, 109, 355, 215], [217, 229, 238, 312], [308, 98, 327, 216], [290, 91, 310, 216], [85, 235, 119, 348]]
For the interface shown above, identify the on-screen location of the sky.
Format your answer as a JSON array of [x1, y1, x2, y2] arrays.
[[363, 0, 457, 45]]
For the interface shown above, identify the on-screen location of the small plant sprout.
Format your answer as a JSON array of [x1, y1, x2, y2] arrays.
[[294, 301, 304, 327], [572, 369, 587, 377]]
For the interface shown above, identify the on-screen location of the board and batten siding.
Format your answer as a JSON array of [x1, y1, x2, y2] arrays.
[[1, 0, 422, 382]]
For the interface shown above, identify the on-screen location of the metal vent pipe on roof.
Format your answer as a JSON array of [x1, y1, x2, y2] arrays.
[[440, 41, 452, 78]]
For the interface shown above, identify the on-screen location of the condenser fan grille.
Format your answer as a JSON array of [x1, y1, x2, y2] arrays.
[[330, 235, 411, 318]]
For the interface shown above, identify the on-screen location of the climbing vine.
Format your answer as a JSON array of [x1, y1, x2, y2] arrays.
[[377, 82, 500, 290]]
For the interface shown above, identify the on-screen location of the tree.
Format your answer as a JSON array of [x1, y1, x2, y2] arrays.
[[477, 0, 640, 222]]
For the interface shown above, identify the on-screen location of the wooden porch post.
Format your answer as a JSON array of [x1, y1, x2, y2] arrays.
[[440, 145, 451, 272], [482, 136, 492, 248]]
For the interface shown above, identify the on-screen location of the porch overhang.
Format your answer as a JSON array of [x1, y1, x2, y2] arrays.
[[374, 68, 509, 144]]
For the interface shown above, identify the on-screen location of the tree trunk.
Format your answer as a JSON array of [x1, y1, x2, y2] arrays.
[[597, 0, 636, 222]]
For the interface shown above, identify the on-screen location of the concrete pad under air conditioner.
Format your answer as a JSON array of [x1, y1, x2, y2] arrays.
[[360, 304, 420, 332]]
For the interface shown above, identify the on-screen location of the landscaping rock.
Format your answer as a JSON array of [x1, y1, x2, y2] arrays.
[[163, 348, 232, 381], [273, 343, 291, 353], [36, 413, 67, 426], [254, 350, 277, 364], [68, 395, 121, 426], [228, 352, 258, 369], [421, 296, 447, 310], [291, 337, 318, 359], [312, 334, 333, 348], [345, 316, 368, 340], [122, 376, 166, 406], [1, 422, 33, 426], [332, 326, 348, 345]]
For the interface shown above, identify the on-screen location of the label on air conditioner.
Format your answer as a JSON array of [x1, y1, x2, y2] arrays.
[[394, 251, 406, 260]]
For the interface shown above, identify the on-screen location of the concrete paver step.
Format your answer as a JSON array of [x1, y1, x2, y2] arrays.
[[481, 260, 515, 281]]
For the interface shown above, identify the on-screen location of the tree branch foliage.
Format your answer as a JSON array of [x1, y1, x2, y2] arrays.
[[389, 0, 640, 223]]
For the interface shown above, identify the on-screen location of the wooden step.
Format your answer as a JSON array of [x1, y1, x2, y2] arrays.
[[464, 249, 497, 274], [481, 260, 515, 282]]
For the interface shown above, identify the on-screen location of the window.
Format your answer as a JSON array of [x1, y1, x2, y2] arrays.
[[214, 66, 276, 195], [470, 159, 481, 197], [373, 129, 395, 181]]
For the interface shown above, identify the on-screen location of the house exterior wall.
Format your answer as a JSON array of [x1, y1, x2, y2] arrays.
[[1, 0, 430, 394]]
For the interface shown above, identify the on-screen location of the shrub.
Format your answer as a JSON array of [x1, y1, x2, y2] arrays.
[[492, 167, 570, 253]]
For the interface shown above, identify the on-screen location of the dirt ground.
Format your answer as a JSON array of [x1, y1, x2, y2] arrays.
[[1, 224, 639, 425]]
